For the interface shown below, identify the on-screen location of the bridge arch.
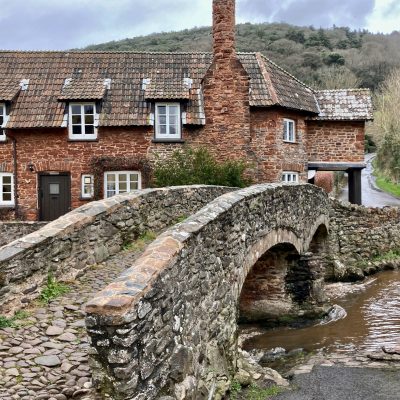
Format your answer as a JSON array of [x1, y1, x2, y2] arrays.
[[86, 183, 330, 400]]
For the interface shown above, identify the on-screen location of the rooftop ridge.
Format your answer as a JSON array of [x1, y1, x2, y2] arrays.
[[0, 50, 214, 55], [316, 88, 372, 93]]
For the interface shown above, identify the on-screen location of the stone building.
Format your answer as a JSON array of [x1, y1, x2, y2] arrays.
[[0, 0, 372, 221]]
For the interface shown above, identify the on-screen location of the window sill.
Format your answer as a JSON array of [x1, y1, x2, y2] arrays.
[[0, 205, 15, 209], [67, 139, 99, 143], [283, 140, 298, 144], [152, 139, 185, 144]]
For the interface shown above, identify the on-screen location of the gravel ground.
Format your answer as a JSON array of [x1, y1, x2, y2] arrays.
[[274, 365, 400, 400], [0, 247, 142, 400]]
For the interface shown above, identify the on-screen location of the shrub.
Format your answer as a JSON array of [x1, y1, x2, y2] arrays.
[[153, 147, 250, 188], [40, 274, 70, 304]]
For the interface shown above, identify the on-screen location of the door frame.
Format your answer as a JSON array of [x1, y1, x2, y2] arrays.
[[38, 172, 71, 221]]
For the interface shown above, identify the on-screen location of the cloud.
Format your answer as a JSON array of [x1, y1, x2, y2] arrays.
[[366, 0, 400, 33], [0, 0, 399, 50], [0, 0, 211, 50], [237, 0, 375, 29]]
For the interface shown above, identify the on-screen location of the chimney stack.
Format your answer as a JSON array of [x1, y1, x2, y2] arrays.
[[213, 0, 236, 60]]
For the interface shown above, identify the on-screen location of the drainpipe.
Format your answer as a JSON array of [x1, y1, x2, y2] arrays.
[[11, 135, 19, 219]]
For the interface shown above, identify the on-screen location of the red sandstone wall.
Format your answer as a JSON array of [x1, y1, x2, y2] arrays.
[[314, 171, 334, 193], [250, 108, 309, 183], [307, 120, 365, 163]]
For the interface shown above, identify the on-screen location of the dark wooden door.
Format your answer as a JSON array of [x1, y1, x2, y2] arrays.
[[39, 174, 71, 221]]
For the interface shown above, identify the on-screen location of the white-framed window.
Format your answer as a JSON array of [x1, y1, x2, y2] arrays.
[[104, 171, 142, 198], [155, 103, 181, 140], [0, 103, 8, 142], [282, 172, 299, 183], [81, 174, 94, 199], [283, 119, 296, 143], [68, 103, 98, 140], [0, 173, 14, 206]]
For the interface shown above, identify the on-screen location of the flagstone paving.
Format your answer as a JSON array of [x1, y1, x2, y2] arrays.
[[0, 246, 143, 400]]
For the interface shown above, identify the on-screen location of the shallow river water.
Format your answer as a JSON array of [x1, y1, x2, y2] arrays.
[[242, 270, 400, 356]]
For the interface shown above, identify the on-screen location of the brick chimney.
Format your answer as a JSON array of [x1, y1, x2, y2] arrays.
[[213, 0, 236, 60]]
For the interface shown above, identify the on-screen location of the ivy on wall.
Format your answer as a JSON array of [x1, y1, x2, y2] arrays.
[[89, 156, 152, 200]]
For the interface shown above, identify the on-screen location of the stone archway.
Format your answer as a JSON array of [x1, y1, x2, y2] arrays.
[[239, 242, 301, 323], [238, 223, 330, 324]]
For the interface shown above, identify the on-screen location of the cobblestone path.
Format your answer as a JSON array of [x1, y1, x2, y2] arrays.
[[0, 247, 143, 400]]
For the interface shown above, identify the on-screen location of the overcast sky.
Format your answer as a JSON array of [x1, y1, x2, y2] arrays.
[[0, 0, 399, 50]]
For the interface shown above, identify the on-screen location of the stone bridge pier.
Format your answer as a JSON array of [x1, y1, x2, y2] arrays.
[[85, 184, 331, 400]]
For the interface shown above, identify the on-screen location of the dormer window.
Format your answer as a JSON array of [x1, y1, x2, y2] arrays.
[[283, 119, 296, 143], [0, 103, 8, 142], [155, 103, 181, 140], [68, 103, 98, 140]]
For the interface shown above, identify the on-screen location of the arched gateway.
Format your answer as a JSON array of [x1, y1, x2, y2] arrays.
[[86, 184, 330, 400]]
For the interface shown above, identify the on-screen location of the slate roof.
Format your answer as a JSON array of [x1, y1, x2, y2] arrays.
[[0, 51, 371, 129], [315, 89, 374, 121]]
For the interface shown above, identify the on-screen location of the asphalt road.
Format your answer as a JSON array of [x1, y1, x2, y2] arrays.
[[340, 154, 400, 207], [274, 366, 400, 400]]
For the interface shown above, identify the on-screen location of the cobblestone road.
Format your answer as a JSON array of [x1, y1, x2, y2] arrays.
[[0, 247, 142, 400]]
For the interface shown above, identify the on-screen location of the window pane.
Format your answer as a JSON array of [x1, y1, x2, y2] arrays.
[[85, 125, 94, 134], [169, 115, 178, 126], [3, 184, 11, 193], [84, 105, 94, 114], [106, 190, 115, 198], [0, 116, 3, 126], [169, 105, 178, 115], [157, 106, 166, 115], [169, 126, 177, 135], [84, 176, 92, 184], [49, 183, 60, 195], [71, 105, 81, 114], [130, 173, 138, 183], [119, 182, 127, 192], [72, 115, 81, 124], [159, 125, 167, 134], [130, 181, 138, 190], [3, 193, 11, 201], [107, 174, 116, 182], [85, 115, 94, 124], [3, 176, 11, 185], [118, 173, 127, 182], [72, 125, 82, 135], [159, 116, 167, 125]]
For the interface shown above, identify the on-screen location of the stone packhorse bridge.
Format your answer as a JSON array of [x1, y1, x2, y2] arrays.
[[85, 184, 330, 399]]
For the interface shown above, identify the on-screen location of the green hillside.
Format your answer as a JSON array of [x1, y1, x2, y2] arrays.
[[84, 23, 400, 91]]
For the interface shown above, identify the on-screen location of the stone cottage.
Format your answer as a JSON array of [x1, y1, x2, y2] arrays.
[[0, 0, 372, 221]]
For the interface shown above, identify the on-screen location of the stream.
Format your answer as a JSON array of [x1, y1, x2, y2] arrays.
[[241, 270, 400, 371]]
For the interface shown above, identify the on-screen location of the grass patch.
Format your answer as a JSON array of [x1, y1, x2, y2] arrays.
[[230, 379, 242, 399], [175, 214, 188, 224], [246, 384, 284, 400], [122, 231, 157, 252], [0, 310, 31, 329], [39, 274, 70, 304], [372, 249, 400, 262], [375, 176, 400, 198]]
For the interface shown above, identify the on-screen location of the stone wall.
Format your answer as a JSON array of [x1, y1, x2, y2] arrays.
[[328, 199, 400, 279], [307, 120, 365, 163], [0, 186, 232, 314], [0, 221, 47, 247], [85, 184, 330, 400], [250, 108, 309, 183]]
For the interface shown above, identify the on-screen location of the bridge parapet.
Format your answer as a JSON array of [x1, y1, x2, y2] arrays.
[[86, 184, 330, 400], [0, 186, 232, 314]]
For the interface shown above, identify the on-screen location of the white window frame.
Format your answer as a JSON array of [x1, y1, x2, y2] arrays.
[[0, 103, 8, 142], [104, 171, 142, 198], [282, 171, 299, 183], [155, 103, 181, 140], [68, 102, 98, 140], [283, 118, 296, 143], [81, 174, 94, 199], [0, 172, 14, 206]]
